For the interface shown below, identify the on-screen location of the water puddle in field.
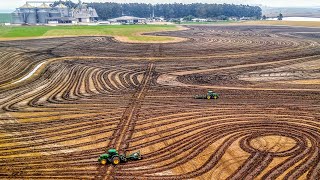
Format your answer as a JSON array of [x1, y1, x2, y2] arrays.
[[13, 62, 45, 84]]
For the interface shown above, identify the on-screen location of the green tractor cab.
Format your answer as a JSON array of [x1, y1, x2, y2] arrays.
[[98, 149, 121, 165], [195, 90, 219, 100], [98, 149, 142, 165]]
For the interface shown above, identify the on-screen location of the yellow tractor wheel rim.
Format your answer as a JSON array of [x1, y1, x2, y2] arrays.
[[101, 159, 107, 165], [114, 159, 119, 165], [207, 96, 210, 99], [214, 96, 217, 99]]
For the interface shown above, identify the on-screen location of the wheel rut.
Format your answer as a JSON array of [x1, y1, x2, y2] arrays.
[[96, 63, 155, 179]]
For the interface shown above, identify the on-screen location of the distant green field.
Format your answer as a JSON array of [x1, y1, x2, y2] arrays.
[[0, 25, 179, 42], [0, 13, 11, 23]]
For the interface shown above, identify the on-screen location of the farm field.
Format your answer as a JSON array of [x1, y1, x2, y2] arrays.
[[0, 25, 180, 43], [0, 25, 320, 179]]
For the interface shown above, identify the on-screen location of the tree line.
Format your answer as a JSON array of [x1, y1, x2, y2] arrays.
[[53, 1, 262, 20]]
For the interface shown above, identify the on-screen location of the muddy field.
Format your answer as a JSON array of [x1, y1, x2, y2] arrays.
[[0, 25, 319, 179]]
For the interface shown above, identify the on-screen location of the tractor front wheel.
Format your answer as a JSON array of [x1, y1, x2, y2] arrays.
[[100, 159, 107, 165], [112, 156, 120, 165], [207, 95, 211, 99], [214, 95, 218, 99]]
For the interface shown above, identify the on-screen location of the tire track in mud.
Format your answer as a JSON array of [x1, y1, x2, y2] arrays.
[[0, 26, 319, 179], [111, 107, 319, 179], [96, 63, 155, 180]]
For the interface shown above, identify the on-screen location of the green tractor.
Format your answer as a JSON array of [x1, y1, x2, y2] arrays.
[[98, 149, 142, 165], [195, 90, 219, 100]]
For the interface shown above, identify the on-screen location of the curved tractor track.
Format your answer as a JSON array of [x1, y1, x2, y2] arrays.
[[0, 25, 319, 179]]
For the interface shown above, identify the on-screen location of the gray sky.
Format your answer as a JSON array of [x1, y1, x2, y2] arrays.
[[1, 0, 320, 12]]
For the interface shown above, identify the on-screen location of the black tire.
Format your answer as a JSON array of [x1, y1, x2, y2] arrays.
[[112, 156, 120, 165]]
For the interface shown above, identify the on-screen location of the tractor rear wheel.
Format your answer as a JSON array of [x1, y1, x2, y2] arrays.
[[100, 159, 107, 165], [112, 156, 120, 165], [207, 95, 211, 99]]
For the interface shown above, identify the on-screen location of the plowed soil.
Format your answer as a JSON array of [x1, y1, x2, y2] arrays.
[[0, 25, 319, 179]]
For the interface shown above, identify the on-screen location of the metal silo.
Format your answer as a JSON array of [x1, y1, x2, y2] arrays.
[[37, 9, 49, 24], [19, 3, 37, 24], [37, 3, 50, 24], [11, 10, 24, 24], [25, 8, 37, 24]]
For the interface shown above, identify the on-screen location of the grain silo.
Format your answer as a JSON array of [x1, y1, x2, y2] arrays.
[[37, 3, 50, 24], [37, 9, 49, 24], [25, 9, 37, 24], [19, 3, 37, 24], [11, 10, 24, 24], [11, 1, 98, 24]]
